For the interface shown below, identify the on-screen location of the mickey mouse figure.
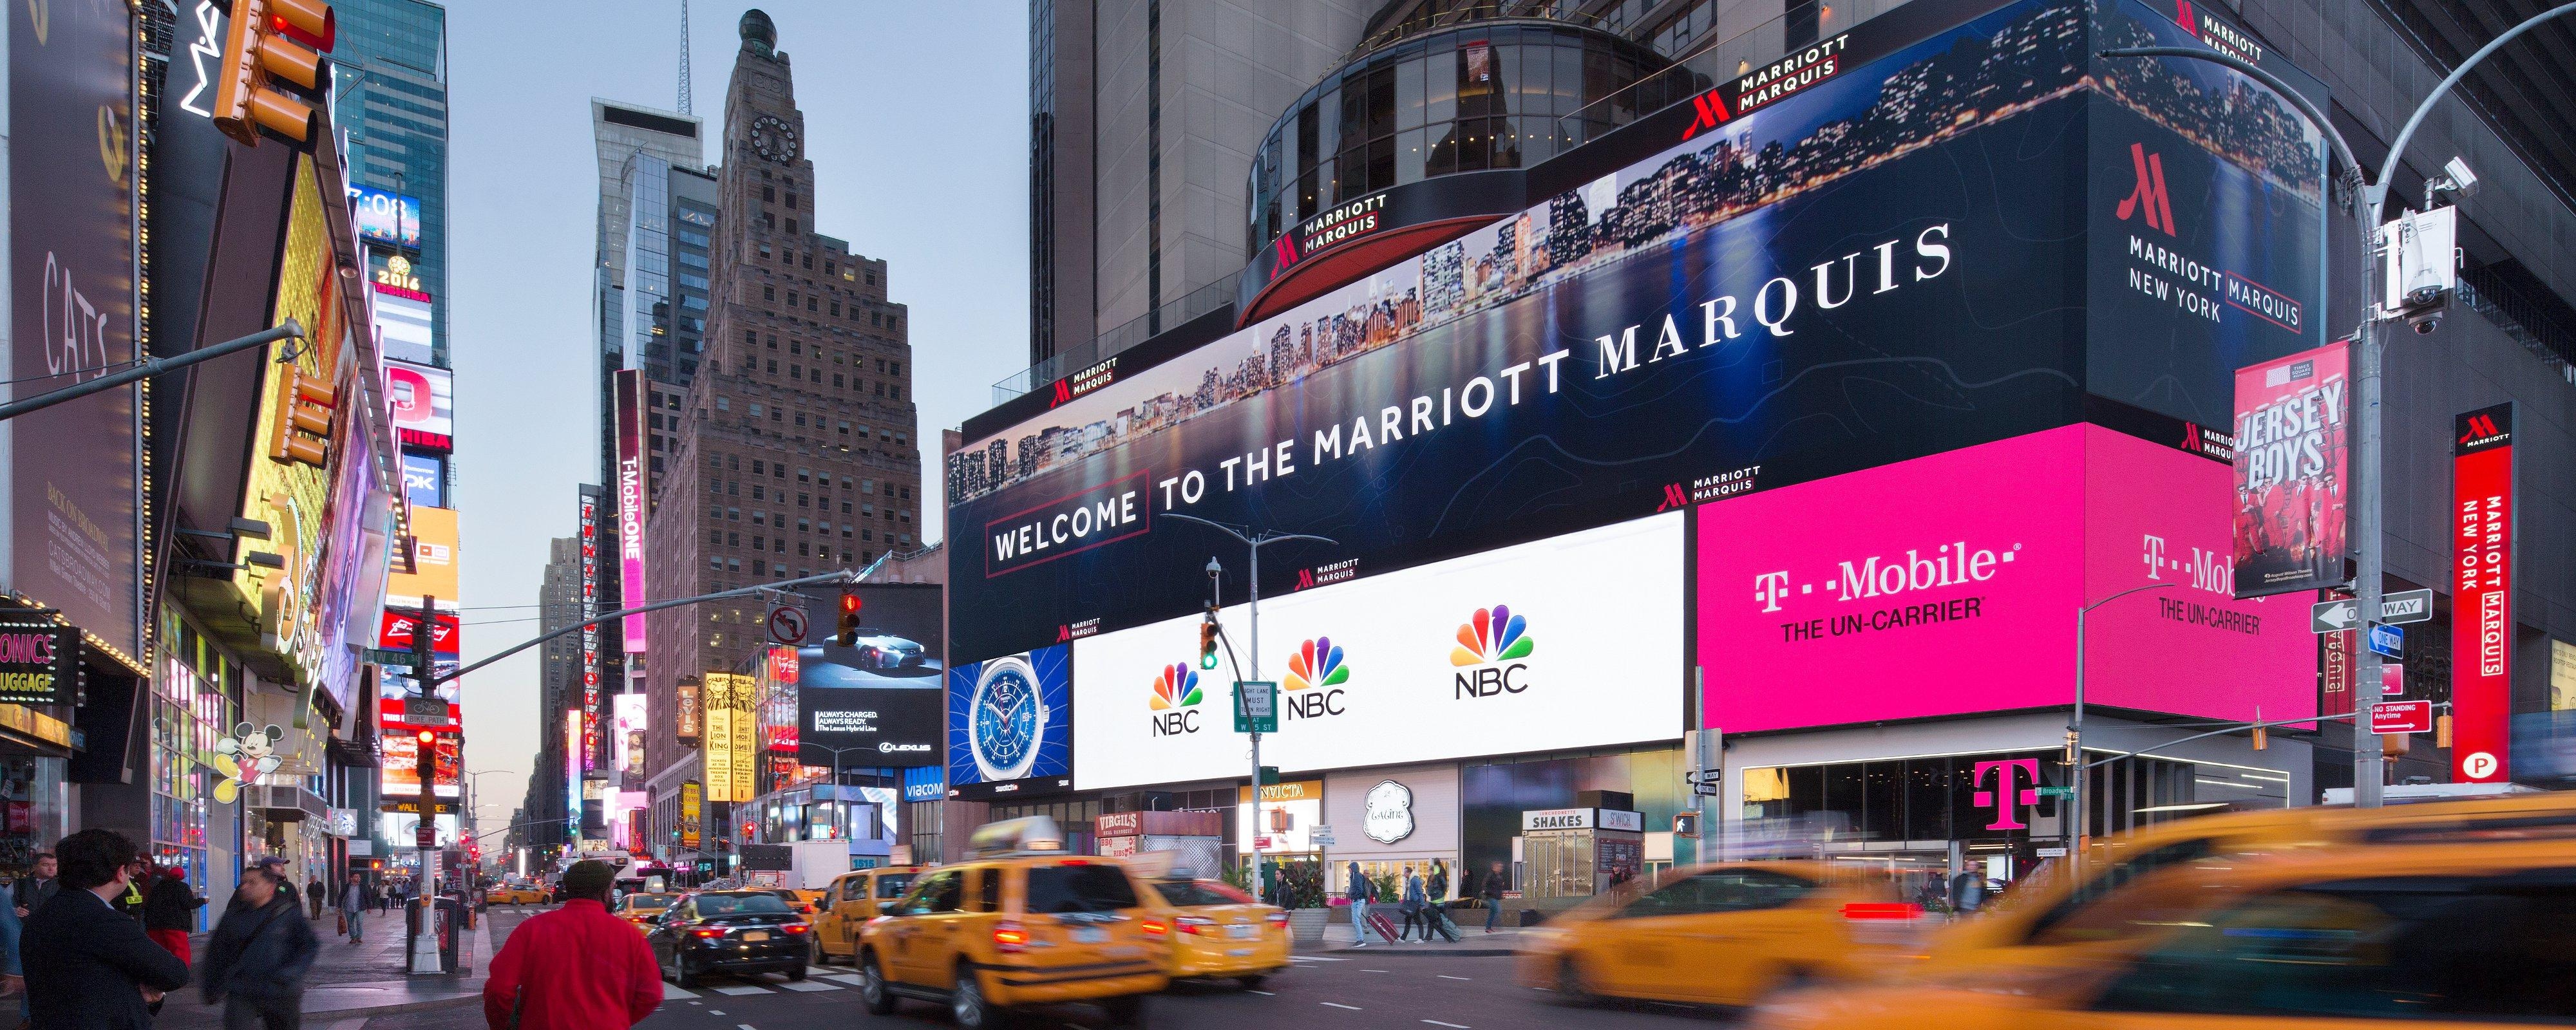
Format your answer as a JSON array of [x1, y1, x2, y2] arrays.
[[213, 723, 285, 803]]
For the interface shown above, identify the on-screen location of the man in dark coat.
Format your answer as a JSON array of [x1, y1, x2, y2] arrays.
[[302, 878, 325, 921], [21, 829, 192, 1030], [202, 861, 319, 1030], [10, 851, 55, 919], [140, 866, 204, 964]]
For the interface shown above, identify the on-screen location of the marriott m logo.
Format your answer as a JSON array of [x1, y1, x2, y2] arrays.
[[2460, 413, 2502, 445], [2116, 142, 2177, 236], [1680, 90, 1731, 141], [1050, 379, 1072, 407], [1276, 234, 1299, 270], [1655, 483, 1690, 512]]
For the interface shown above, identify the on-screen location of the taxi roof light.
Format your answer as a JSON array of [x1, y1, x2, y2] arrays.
[[967, 816, 1069, 857]]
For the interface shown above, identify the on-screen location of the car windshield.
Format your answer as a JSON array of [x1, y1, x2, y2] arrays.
[[696, 894, 792, 916], [627, 894, 676, 908], [1155, 880, 1253, 907], [1024, 865, 1142, 914]]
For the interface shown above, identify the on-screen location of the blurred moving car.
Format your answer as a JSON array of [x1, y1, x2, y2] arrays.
[[758, 886, 825, 917], [815, 866, 921, 964], [857, 818, 1167, 1028], [484, 883, 546, 905], [1139, 876, 1290, 987], [1920, 790, 2576, 975], [1515, 861, 1915, 1007], [645, 890, 813, 987], [614, 892, 678, 931], [1752, 841, 2576, 1030]]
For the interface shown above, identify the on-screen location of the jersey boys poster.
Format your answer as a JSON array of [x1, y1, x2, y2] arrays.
[[2231, 342, 2349, 598]]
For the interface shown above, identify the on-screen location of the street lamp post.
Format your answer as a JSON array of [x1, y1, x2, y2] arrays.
[[1165, 514, 1335, 904], [2069, 583, 2179, 859], [2107, 2, 2576, 805]]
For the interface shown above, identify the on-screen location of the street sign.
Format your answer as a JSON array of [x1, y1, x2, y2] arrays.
[[1311, 825, 1337, 845], [381, 800, 459, 815], [1234, 680, 1279, 734], [766, 603, 809, 646], [2381, 588, 2435, 625], [404, 695, 451, 725], [2036, 846, 2068, 857], [2311, 598, 2359, 633], [366, 647, 419, 668], [2368, 623, 2404, 658], [2378, 662, 2404, 698], [415, 825, 438, 849], [2036, 785, 2073, 798], [2370, 700, 2434, 735]]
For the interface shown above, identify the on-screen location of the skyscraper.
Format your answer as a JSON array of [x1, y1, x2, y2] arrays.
[[336, 0, 451, 363], [641, 10, 923, 808]]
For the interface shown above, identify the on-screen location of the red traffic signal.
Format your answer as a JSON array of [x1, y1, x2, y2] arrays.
[[834, 590, 862, 647], [415, 728, 435, 746]]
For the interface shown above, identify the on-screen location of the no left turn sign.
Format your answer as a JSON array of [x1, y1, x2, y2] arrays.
[[767, 603, 809, 646]]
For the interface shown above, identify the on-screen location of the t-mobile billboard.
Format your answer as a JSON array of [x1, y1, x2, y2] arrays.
[[1698, 424, 2313, 733]]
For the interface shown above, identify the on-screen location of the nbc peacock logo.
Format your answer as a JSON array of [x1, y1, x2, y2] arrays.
[[1282, 637, 1350, 720], [1150, 663, 1203, 736], [1451, 604, 1535, 698]]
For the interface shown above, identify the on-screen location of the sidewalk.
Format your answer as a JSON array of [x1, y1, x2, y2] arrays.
[[155, 907, 497, 1027], [1311, 916, 1528, 957]]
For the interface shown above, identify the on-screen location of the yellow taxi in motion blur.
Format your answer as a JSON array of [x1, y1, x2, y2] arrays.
[[857, 818, 1168, 1029], [1751, 840, 2576, 1030], [614, 892, 678, 931], [1919, 789, 2576, 976], [1516, 861, 1915, 1007], [1139, 876, 1290, 987], [484, 883, 547, 905], [815, 866, 922, 964]]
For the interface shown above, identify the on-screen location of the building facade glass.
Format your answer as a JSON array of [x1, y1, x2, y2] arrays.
[[336, 0, 450, 365], [154, 619, 240, 931]]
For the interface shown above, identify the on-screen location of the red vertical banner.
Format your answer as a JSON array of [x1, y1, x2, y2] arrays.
[[2318, 588, 2354, 718], [2232, 343, 2351, 598], [2452, 402, 2515, 783]]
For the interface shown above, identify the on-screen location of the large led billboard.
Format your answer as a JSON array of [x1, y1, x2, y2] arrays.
[[348, 184, 421, 248], [1696, 424, 2314, 734], [1074, 514, 1683, 791], [385, 505, 460, 610], [795, 584, 944, 768], [947, 0, 2322, 666], [947, 645, 1073, 800], [372, 285, 434, 364], [385, 359, 455, 449]]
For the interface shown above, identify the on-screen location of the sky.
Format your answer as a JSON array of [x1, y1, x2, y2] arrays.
[[441, 0, 1029, 831]]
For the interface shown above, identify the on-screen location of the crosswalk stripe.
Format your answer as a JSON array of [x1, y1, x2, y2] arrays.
[[712, 985, 771, 995], [821, 974, 872, 987], [660, 983, 699, 999], [780, 981, 841, 992]]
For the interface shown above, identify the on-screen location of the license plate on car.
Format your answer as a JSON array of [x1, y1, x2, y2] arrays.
[[743, 931, 770, 942], [1227, 924, 1259, 940], [1227, 948, 1256, 957], [1070, 926, 1108, 944]]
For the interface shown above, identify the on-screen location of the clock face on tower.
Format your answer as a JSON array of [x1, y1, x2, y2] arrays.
[[748, 115, 799, 164]]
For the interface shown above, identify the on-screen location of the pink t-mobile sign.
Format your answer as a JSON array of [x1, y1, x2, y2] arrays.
[[1698, 425, 2311, 734], [1971, 759, 2041, 830]]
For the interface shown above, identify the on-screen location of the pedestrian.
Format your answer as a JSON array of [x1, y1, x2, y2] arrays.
[[1344, 862, 1372, 949], [1398, 866, 1426, 942], [19, 827, 192, 1030], [373, 883, 388, 915], [10, 853, 55, 919], [200, 859, 318, 1030], [142, 865, 203, 966], [302, 878, 325, 922], [0, 870, 23, 999], [480, 859, 659, 1030], [1426, 862, 1448, 906], [339, 874, 368, 944], [1480, 863, 1507, 933]]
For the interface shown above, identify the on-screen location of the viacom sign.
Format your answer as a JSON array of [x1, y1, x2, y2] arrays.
[[1070, 514, 1683, 791]]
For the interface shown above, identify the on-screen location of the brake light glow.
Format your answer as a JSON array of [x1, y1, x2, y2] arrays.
[[1841, 902, 1924, 921], [994, 922, 1029, 953], [1264, 911, 1290, 926], [691, 927, 726, 938], [1176, 915, 1215, 936], [782, 923, 810, 934], [1141, 919, 1169, 938]]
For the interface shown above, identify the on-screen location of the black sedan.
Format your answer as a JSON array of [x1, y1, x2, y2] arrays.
[[645, 890, 813, 986]]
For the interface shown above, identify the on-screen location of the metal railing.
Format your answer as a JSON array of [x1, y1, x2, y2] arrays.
[[994, 271, 1240, 403]]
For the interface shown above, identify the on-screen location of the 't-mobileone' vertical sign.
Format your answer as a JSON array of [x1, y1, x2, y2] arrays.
[[615, 370, 650, 652], [2451, 402, 2515, 783]]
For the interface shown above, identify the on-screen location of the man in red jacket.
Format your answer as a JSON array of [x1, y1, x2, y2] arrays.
[[482, 860, 660, 1030]]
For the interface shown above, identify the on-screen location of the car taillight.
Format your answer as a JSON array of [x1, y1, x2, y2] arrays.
[[1141, 919, 1169, 938], [691, 927, 726, 939], [1264, 911, 1290, 926], [994, 922, 1028, 953], [1175, 915, 1215, 936], [1840, 902, 1923, 921], [782, 923, 810, 935]]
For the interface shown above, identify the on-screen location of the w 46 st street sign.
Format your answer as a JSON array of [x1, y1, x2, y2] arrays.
[[2312, 589, 2434, 633]]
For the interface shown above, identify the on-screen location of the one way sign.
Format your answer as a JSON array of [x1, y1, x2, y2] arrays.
[[2313, 589, 2437, 634], [2312, 599, 2360, 633]]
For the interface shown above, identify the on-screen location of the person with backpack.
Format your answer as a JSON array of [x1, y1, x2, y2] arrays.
[[201, 860, 319, 1030], [1344, 862, 1374, 949], [1397, 867, 1427, 942]]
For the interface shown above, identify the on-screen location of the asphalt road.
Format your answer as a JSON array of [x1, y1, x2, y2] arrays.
[[381, 912, 1730, 1030]]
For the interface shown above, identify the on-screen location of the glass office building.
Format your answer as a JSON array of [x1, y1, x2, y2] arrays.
[[336, 0, 451, 364]]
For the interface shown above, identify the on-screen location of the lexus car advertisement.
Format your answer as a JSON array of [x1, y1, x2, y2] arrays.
[[793, 583, 945, 768]]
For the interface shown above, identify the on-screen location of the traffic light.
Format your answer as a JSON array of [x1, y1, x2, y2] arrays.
[[2436, 713, 2454, 749], [268, 365, 336, 466], [2251, 724, 2268, 751], [416, 728, 434, 747], [1198, 604, 1220, 670], [834, 590, 862, 647], [212, 0, 336, 147]]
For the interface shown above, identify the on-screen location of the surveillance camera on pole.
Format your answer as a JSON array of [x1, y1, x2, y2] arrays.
[[2382, 203, 2458, 336]]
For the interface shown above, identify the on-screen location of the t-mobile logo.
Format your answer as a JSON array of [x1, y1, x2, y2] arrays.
[[2141, 533, 2234, 594], [1971, 758, 2041, 830], [1753, 571, 1793, 613]]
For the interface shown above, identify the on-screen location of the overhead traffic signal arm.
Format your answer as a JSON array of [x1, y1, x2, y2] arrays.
[[212, 0, 336, 147]]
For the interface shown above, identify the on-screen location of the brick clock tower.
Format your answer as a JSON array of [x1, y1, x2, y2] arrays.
[[642, 8, 923, 794]]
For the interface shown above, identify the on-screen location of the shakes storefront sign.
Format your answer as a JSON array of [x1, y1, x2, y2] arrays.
[[10, 0, 142, 662], [948, 0, 2322, 664]]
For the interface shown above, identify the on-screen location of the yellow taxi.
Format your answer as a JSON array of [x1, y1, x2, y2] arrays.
[[857, 818, 1168, 1028], [1750, 839, 2576, 1030], [614, 892, 678, 931], [814, 865, 922, 964], [484, 883, 547, 906], [1919, 789, 2576, 975], [1515, 861, 1915, 1007], [1138, 876, 1290, 987]]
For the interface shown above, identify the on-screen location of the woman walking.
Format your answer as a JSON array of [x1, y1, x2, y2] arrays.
[[1398, 867, 1427, 942]]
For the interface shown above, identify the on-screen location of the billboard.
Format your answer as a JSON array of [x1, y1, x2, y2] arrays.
[[614, 693, 647, 780], [947, 645, 1073, 799], [2452, 403, 2515, 784], [385, 506, 460, 610], [12, 0, 141, 660], [372, 285, 435, 364], [402, 451, 446, 509], [681, 780, 703, 850], [795, 584, 944, 768], [385, 359, 455, 449], [1074, 514, 1683, 790], [381, 729, 460, 798], [1697, 424, 2313, 734], [614, 370, 648, 652], [946, 0, 2320, 665], [2231, 342, 2349, 598], [578, 489, 605, 776], [347, 184, 422, 249], [703, 672, 757, 801]]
